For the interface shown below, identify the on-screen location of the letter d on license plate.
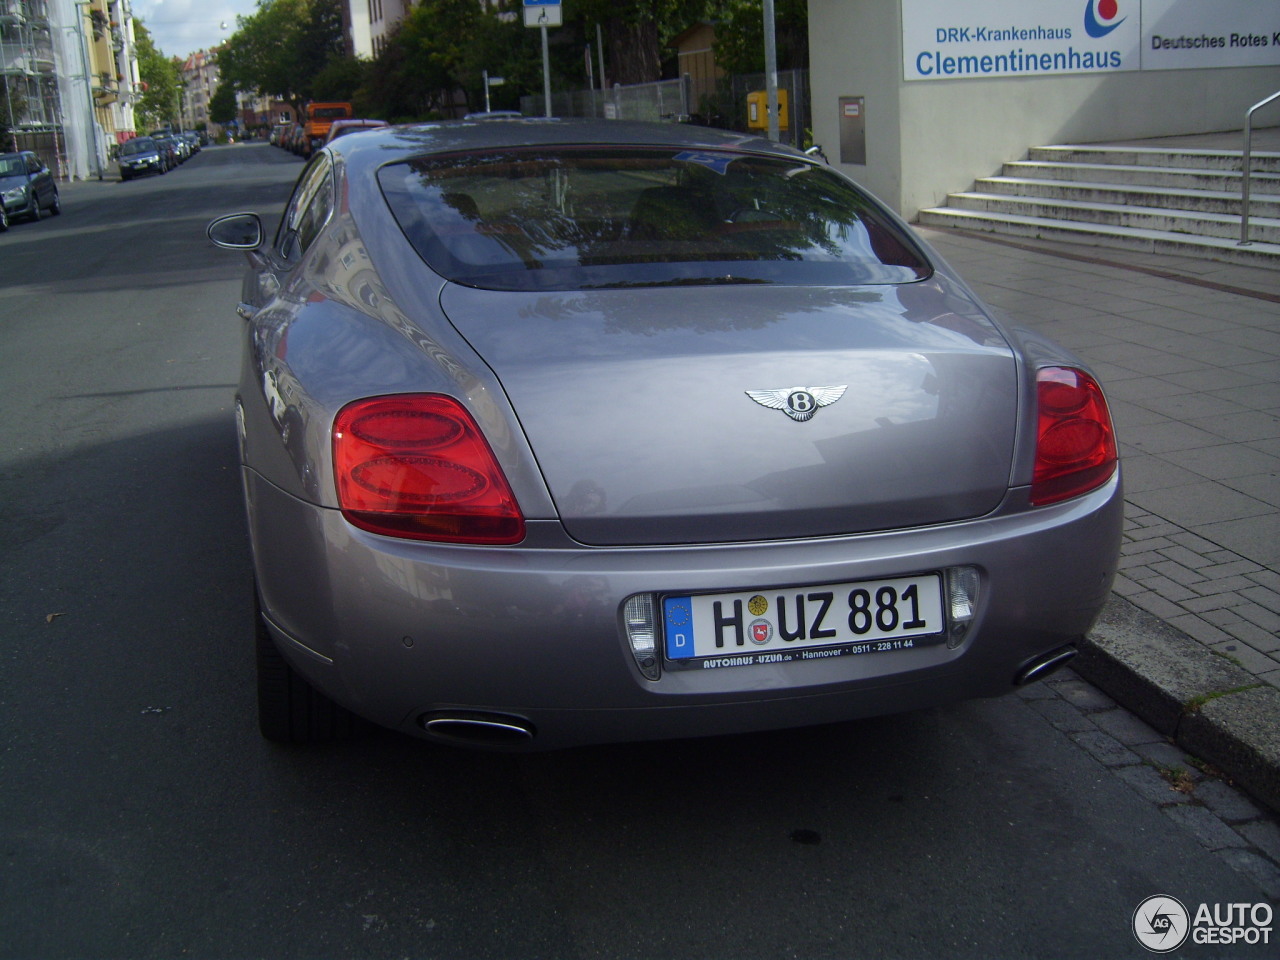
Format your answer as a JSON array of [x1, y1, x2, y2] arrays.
[[663, 574, 944, 667]]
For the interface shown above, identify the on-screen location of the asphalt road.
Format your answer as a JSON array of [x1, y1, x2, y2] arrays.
[[0, 142, 1269, 959]]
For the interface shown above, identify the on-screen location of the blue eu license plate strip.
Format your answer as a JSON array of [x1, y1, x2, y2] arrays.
[[663, 574, 944, 668]]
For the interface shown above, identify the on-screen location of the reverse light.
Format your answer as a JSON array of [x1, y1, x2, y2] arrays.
[[1030, 367, 1118, 506], [946, 566, 980, 648], [332, 394, 524, 544], [623, 594, 660, 680]]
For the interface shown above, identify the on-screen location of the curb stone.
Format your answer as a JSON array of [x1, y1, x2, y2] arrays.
[[1075, 594, 1280, 816]]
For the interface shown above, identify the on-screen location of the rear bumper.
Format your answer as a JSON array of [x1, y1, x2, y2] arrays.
[[247, 467, 1123, 749]]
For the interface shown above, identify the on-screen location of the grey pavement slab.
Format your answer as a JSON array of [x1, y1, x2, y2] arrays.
[[1019, 664, 1280, 897], [918, 223, 1280, 683], [915, 198, 1280, 814]]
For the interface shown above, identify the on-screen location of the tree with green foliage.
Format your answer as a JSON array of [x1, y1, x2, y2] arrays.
[[569, 0, 711, 85], [208, 83, 238, 127], [360, 0, 542, 120], [134, 20, 182, 130], [709, 0, 808, 75], [217, 0, 346, 120], [311, 55, 370, 105], [456, 3, 545, 112], [355, 0, 806, 121]]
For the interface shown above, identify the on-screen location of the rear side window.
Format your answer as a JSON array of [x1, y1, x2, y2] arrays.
[[378, 147, 931, 291], [275, 155, 335, 261]]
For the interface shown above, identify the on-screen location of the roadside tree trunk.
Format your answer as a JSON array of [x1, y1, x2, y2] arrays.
[[605, 19, 661, 85]]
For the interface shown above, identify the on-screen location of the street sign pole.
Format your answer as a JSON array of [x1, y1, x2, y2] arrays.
[[542, 25, 552, 117], [763, 0, 779, 141], [597, 23, 606, 94], [524, 0, 561, 118]]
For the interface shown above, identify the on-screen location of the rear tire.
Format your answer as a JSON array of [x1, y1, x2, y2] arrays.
[[255, 589, 363, 743], [0, 207, 8, 231], [48, 190, 60, 215]]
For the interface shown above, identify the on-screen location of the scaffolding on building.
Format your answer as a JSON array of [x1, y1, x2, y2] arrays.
[[0, 0, 65, 173]]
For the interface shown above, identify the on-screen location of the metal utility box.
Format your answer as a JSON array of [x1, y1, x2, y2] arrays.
[[746, 89, 789, 131], [839, 96, 866, 166]]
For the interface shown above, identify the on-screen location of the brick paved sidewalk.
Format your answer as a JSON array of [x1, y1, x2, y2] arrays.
[[917, 226, 1280, 691], [1019, 667, 1280, 896], [1119, 514, 1280, 686]]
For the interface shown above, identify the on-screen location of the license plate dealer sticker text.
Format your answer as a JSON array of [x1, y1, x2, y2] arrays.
[[663, 574, 944, 669]]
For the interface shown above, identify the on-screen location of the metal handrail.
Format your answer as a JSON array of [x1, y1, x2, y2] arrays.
[[1240, 89, 1280, 246]]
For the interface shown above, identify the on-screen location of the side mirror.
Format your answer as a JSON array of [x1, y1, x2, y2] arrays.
[[207, 213, 264, 250]]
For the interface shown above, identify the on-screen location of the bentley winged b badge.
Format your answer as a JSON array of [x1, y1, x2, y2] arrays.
[[745, 385, 848, 422]]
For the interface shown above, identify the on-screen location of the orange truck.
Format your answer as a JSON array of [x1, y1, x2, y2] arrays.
[[304, 102, 353, 156]]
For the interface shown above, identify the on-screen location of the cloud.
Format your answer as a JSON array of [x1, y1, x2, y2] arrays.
[[131, 0, 254, 58]]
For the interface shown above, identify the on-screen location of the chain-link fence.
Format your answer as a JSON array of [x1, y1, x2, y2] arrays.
[[522, 69, 811, 147], [525, 77, 690, 123]]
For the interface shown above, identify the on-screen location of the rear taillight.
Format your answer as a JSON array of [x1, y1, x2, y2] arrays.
[[333, 395, 524, 544], [1030, 367, 1118, 506]]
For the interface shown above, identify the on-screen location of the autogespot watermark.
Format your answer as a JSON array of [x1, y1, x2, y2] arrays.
[[1132, 895, 1273, 953]]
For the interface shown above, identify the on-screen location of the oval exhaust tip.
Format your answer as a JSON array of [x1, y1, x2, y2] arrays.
[[1015, 645, 1078, 686], [421, 711, 536, 746]]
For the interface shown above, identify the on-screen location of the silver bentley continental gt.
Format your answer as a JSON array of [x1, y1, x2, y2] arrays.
[[207, 119, 1122, 749]]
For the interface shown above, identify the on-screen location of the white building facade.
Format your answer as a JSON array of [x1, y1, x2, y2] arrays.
[[2, 0, 139, 178], [180, 47, 219, 134], [809, 0, 1280, 218], [364, 0, 410, 59]]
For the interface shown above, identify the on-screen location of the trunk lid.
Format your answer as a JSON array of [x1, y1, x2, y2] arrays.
[[439, 279, 1018, 546]]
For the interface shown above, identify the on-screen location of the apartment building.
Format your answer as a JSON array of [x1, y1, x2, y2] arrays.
[[1, 0, 137, 178]]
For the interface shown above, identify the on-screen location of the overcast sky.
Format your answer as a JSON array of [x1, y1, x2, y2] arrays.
[[131, 0, 259, 60]]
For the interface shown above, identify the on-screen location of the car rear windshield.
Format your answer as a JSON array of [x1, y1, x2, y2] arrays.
[[378, 147, 932, 291]]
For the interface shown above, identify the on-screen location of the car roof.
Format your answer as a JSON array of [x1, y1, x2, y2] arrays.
[[327, 118, 805, 175]]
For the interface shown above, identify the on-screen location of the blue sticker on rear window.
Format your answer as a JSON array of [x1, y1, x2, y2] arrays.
[[672, 151, 735, 175]]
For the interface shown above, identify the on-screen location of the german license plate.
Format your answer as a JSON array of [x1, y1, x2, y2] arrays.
[[663, 574, 944, 669]]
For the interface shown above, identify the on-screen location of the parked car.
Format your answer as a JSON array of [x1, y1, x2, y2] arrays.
[[324, 118, 389, 144], [0, 150, 60, 225], [206, 120, 1122, 749], [151, 135, 181, 168], [117, 136, 168, 180]]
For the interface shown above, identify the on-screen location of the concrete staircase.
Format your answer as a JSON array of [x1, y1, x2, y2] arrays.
[[917, 143, 1280, 268]]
